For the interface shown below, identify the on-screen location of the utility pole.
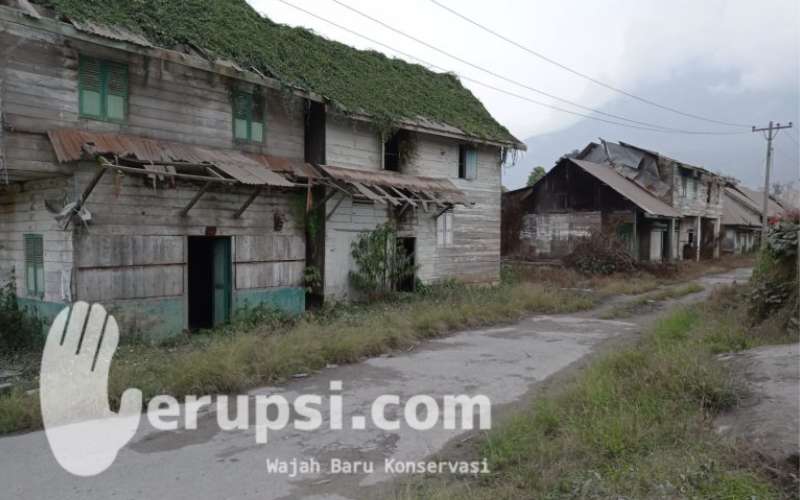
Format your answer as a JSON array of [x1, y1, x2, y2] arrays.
[[752, 121, 793, 248]]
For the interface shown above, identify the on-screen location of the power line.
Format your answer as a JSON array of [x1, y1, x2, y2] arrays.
[[427, 0, 754, 129], [328, 0, 746, 135], [272, 0, 749, 136]]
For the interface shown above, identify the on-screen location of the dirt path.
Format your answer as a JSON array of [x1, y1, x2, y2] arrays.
[[715, 343, 800, 474], [0, 268, 751, 500]]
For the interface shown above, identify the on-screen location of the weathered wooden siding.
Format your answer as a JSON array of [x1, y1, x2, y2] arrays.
[[71, 163, 305, 338], [0, 177, 75, 322], [0, 21, 305, 184], [322, 116, 388, 298], [404, 133, 503, 285], [322, 122, 503, 298]]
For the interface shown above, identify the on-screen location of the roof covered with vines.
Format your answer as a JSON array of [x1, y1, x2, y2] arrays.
[[38, 0, 520, 145]]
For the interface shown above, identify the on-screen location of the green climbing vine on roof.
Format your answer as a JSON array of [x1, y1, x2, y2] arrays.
[[39, 0, 519, 144]]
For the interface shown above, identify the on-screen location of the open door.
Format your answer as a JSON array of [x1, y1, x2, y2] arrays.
[[188, 236, 231, 330], [212, 238, 231, 326]]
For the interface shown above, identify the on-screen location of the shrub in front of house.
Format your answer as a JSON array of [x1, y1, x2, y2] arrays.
[[0, 277, 44, 353]]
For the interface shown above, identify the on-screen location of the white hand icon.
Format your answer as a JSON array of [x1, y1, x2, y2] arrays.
[[40, 302, 142, 476]]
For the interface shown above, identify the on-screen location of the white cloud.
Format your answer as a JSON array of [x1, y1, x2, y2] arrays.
[[248, 0, 798, 140]]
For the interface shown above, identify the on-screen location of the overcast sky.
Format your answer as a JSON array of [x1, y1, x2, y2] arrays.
[[249, 0, 799, 189]]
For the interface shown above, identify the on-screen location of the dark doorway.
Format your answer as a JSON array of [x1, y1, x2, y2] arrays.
[[397, 237, 416, 292], [188, 236, 231, 330]]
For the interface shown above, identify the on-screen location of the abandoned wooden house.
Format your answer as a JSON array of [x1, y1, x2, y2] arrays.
[[0, 0, 523, 339], [721, 183, 786, 254], [502, 140, 724, 262]]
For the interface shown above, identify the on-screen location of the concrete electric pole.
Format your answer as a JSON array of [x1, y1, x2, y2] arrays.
[[752, 121, 793, 248]]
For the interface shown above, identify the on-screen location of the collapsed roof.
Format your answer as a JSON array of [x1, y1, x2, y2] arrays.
[[33, 0, 522, 147]]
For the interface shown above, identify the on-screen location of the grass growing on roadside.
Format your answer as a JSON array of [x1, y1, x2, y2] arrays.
[[406, 285, 787, 500], [600, 282, 705, 319], [0, 281, 594, 435]]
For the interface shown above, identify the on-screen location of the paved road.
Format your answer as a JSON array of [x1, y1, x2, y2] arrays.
[[0, 268, 749, 500]]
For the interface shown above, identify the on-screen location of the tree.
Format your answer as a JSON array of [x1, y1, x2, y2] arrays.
[[526, 166, 547, 187]]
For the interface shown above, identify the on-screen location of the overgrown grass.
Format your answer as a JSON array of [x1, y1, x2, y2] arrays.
[[0, 281, 594, 435], [0, 256, 755, 435], [600, 282, 705, 319], [403, 285, 792, 499]]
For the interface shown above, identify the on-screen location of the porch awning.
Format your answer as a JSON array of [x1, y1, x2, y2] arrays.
[[48, 129, 294, 188], [316, 164, 468, 210]]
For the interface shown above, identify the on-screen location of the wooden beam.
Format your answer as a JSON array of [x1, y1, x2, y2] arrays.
[[388, 185, 417, 208], [180, 182, 212, 217], [326, 195, 346, 221], [109, 163, 237, 184], [232, 186, 262, 219]]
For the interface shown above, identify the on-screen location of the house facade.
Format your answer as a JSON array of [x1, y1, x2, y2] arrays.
[[721, 183, 786, 254], [0, 0, 522, 339], [503, 140, 724, 262]]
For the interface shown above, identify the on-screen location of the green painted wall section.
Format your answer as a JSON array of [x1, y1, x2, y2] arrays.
[[16, 298, 68, 336], [234, 287, 305, 316], [104, 298, 185, 342], [15, 287, 305, 342]]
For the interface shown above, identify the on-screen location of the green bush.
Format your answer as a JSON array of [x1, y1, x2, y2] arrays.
[[748, 215, 799, 331], [0, 277, 44, 353], [349, 224, 416, 300]]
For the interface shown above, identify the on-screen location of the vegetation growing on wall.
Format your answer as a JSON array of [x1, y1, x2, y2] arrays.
[[0, 277, 44, 353], [39, 0, 517, 143], [349, 223, 415, 299]]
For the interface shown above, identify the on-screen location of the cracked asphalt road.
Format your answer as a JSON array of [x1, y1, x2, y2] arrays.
[[0, 268, 751, 500]]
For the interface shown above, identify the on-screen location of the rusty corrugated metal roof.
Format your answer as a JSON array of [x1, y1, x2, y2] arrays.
[[250, 154, 320, 180], [569, 159, 680, 218], [320, 165, 463, 195], [48, 129, 294, 187], [319, 164, 467, 205]]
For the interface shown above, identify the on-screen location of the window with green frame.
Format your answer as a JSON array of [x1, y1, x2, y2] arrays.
[[232, 91, 265, 143], [23, 234, 44, 298], [79, 56, 128, 121]]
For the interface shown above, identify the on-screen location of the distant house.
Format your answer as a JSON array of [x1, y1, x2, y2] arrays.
[[721, 183, 786, 254], [502, 140, 725, 262], [0, 0, 523, 339]]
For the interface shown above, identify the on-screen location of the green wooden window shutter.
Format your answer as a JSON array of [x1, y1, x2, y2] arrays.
[[23, 234, 44, 298], [106, 62, 128, 121], [79, 56, 128, 121], [79, 57, 103, 118], [233, 92, 265, 143]]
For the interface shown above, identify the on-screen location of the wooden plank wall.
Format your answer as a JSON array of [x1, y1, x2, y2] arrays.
[[0, 21, 308, 333], [323, 117, 502, 298], [0, 21, 305, 182], [0, 177, 75, 303], [404, 133, 502, 285], [323, 116, 389, 297], [72, 163, 305, 306]]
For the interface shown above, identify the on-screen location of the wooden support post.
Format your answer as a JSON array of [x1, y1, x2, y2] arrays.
[[180, 182, 212, 217], [695, 216, 702, 262], [233, 186, 262, 219], [668, 218, 676, 261], [311, 188, 339, 213]]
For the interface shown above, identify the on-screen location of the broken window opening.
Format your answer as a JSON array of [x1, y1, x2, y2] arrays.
[[458, 145, 478, 180], [383, 131, 402, 171]]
